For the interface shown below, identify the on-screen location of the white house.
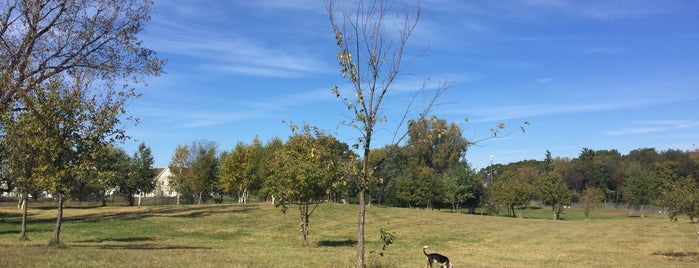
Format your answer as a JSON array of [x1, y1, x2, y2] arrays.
[[151, 167, 178, 198]]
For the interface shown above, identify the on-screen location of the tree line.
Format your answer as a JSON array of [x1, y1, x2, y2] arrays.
[[161, 116, 699, 237]]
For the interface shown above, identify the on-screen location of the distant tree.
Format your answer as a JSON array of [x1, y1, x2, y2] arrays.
[[168, 140, 219, 205], [188, 140, 219, 205], [403, 117, 469, 208], [220, 138, 263, 204], [169, 145, 192, 204], [131, 142, 156, 207], [622, 162, 658, 217], [368, 145, 407, 205], [265, 125, 348, 246], [489, 170, 532, 218], [579, 187, 604, 220], [93, 146, 131, 206], [442, 162, 481, 213], [625, 148, 660, 170], [535, 172, 572, 220]]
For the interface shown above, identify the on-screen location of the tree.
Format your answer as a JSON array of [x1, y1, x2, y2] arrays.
[[488, 170, 532, 218], [535, 172, 572, 220], [264, 126, 348, 246], [442, 162, 481, 213], [660, 176, 699, 222], [22, 75, 130, 246], [93, 145, 131, 206], [130, 142, 156, 207], [168, 140, 219, 205], [579, 187, 604, 220], [220, 138, 263, 204], [0, 0, 163, 245], [327, 1, 434, 264], [168, 145, 191, 205], [0, 0, 164, 110], [622, 162, 658, 217], [401, 116, 469, 208]]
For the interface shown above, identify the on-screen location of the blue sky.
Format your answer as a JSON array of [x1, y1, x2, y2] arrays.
[[123, 0, 699, 170]]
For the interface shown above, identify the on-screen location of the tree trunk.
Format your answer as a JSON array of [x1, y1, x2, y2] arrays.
[[357, 188, 366, 267], [300, 204, 310, 246], [101, 190, 107, 206], [52, 193, 64, 246], [19, 192, 28, 240]]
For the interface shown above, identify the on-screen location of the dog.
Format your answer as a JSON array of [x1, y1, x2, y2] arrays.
[[423, 245, 452, 268]]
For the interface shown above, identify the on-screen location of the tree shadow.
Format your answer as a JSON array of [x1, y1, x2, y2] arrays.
[[71, 236, 212, 250], [73, 236, 159, 243], [316, 239, 356, 247], [652, 250, 699, 262]]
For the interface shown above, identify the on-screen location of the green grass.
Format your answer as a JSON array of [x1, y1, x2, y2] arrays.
[[0, 202, 697, 267]]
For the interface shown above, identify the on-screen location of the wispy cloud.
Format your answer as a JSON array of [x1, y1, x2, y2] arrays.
[[135, 88, 337, 129], [145, 2, 331, 78], [605, 120, 699, 136], [455, 99, 654, 123]]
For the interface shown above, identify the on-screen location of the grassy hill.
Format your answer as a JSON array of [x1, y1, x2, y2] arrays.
[[0, 202, 697, 267]]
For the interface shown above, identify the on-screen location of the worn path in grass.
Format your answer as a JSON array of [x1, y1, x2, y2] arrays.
[[0, 203, 697, 267]]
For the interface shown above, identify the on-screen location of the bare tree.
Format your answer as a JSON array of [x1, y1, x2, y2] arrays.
[[327, 1, 450, 266]]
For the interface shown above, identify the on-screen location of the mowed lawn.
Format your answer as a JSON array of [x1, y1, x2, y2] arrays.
[[0, 202, 698, 267]]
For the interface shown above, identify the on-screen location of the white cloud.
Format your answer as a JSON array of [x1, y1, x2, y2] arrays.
[[605, 120, 699, 136]]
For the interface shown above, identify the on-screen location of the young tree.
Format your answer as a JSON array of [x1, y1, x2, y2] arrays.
[[24, 74, 130, 246], [168, 145, 191, 205], [265, 126, 348, 246], [579, 187, 604, 220], [326, 1, 428, 263], [660, 175, 699, 222], [535, 172, 572, 220]]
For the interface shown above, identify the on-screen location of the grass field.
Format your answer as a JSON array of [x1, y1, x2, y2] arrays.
[[0, 202, 698, 267]]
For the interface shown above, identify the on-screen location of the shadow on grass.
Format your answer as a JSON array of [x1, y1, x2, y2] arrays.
[[72, 236, 212, 250], [652, 250, 699, 262], [6, 204, 255, 225], [316, 239, 356, 247], [71, 243, 212, 250], [74, 236, 159, 243]]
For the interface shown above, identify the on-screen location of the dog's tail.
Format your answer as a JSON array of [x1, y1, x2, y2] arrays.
[[423, 245, 429, 256]]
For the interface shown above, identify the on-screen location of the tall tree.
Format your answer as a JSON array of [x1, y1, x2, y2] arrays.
[[0, 0, 163, 245], [265, 126, 348, 246], [22, 74, 129, 245]]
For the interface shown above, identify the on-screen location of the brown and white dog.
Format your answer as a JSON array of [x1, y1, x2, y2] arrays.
[[423, 245, 452, 268]]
